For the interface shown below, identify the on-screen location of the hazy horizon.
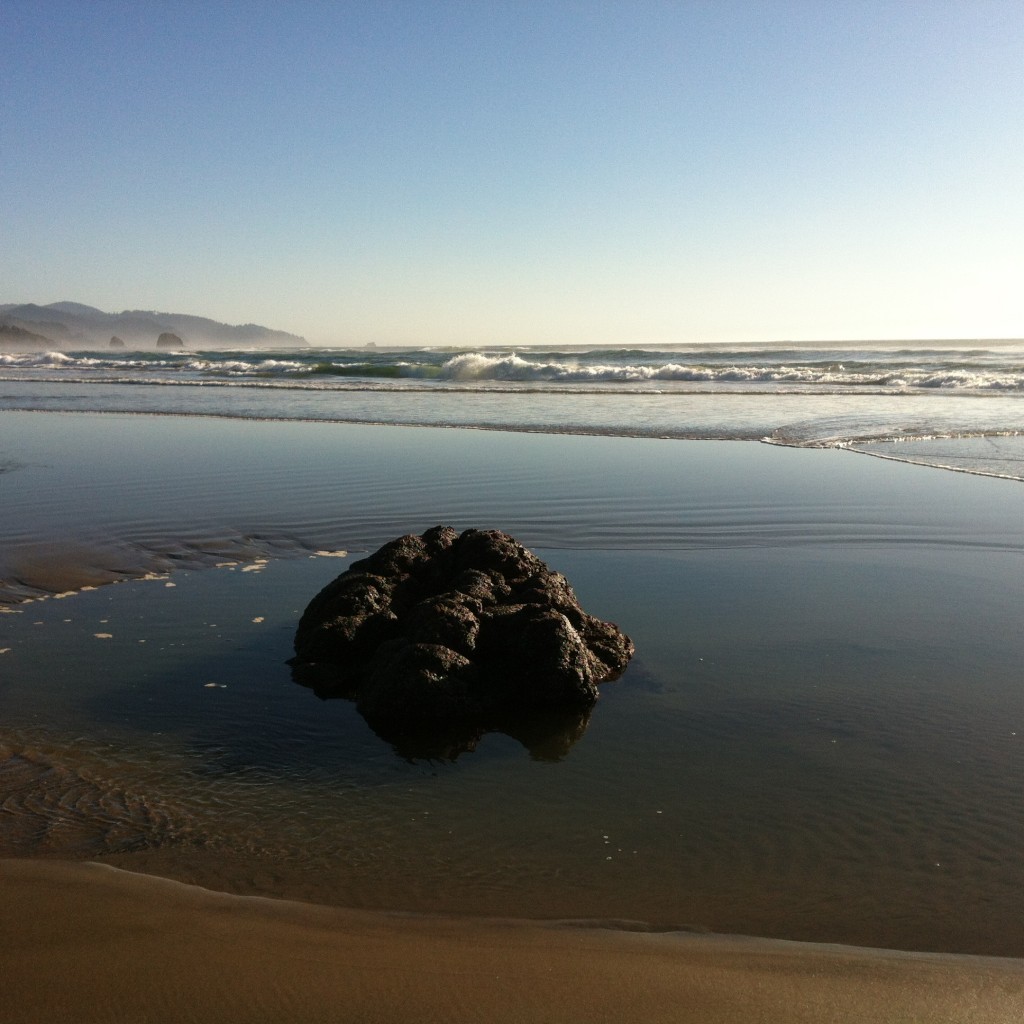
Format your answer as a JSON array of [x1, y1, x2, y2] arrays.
[[4, 298, 1024, 351]]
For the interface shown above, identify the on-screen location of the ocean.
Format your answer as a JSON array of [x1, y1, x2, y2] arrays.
[[2, 341, 1024, 476], [1, 341, 1023, 956]]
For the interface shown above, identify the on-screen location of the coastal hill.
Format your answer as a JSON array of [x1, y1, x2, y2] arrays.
[[0, 323, 53, 348], [0, 301, 306, 350]]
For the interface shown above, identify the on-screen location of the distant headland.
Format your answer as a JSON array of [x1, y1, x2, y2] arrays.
[[0, 301, 306, 350]]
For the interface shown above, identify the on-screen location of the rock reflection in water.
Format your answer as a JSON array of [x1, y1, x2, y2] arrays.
[[290, 665, 594, 761]]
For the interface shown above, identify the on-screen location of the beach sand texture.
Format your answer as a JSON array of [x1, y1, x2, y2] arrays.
[[3, 858, 1023, 1024]]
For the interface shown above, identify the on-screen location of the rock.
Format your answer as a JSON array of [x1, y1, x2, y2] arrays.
[[156, 331, 183, 348], [290, 526, 633, 759], [109, 336, 125, 348]]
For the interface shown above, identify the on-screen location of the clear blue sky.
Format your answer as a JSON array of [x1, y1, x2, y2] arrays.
[[3, 1, 1022, 345]]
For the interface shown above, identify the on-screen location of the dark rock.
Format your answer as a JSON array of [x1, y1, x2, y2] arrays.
[[109, 335, 125, 348], [290, 526, 633, 759], [156, 331, 183, 348]]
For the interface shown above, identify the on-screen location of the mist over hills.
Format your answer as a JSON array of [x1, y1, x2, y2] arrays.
[[0, 302, 306, 350]]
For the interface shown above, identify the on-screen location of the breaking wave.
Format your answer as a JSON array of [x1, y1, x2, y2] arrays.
[[2, 341, 1023, 480], [4, 342, 1024, 392]]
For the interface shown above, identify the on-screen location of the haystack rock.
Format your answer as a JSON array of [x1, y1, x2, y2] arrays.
[[156, 332, 183, 348], [109, 335, 125, 348], [290, 526, 634, 759]]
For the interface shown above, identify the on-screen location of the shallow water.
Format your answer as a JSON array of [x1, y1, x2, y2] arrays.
[[3, 376, 1024, 451], [2, 412, 1024, 955], [3, 548, 1024, 955], [2, 411, 1021, 602]]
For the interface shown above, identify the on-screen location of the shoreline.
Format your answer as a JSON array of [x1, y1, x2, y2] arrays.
[[4, 397, 1024, 484], [2, 409, 1022, 608], [3, 858, 1022, 1024]]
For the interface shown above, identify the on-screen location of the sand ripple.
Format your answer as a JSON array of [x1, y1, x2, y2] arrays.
[[0, 745, 197, 857]]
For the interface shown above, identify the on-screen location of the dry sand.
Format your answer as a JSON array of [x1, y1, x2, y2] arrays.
[[2, 859, 1021, 1023]]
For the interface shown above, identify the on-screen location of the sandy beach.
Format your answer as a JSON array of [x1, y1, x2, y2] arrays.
[[4, 858, 1023, 1024]]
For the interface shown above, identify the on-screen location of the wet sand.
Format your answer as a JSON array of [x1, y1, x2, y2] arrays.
[[3, 858, 1022, 1024]]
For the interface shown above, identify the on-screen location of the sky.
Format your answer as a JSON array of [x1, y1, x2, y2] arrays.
[[2, 1, 1022, 346]]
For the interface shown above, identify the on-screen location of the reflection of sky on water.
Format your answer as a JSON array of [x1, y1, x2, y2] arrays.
[[3, 412, 1023, 606]]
